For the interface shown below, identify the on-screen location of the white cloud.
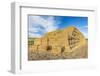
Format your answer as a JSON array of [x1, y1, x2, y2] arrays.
[[29, 33, 42, 38], [28, 16, 59, 38], [76, 25, 88, 38]]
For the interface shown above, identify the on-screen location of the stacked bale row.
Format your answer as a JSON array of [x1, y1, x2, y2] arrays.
[[29, 26, 87, 60]]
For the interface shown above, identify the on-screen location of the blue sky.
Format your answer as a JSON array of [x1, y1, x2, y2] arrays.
[[28, 15, 88, 38]]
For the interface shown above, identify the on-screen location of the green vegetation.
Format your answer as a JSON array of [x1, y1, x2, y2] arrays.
[[28, 38, 36, 45]]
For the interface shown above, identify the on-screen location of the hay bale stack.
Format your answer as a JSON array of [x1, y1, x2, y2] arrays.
[[34, 38, 42, 46], [28, 45, 38, 53], [29, 26, 87, 60]]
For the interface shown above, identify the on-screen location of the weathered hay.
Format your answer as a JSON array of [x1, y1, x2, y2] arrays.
[[28, 26, 87, 60]]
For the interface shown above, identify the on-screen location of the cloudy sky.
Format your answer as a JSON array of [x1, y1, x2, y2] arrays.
[[28, 15, 88, 38]]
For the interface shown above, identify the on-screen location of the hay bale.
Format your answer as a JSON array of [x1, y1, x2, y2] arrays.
[[34, 38, 41, 45], [28, 26, 87, 60]]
